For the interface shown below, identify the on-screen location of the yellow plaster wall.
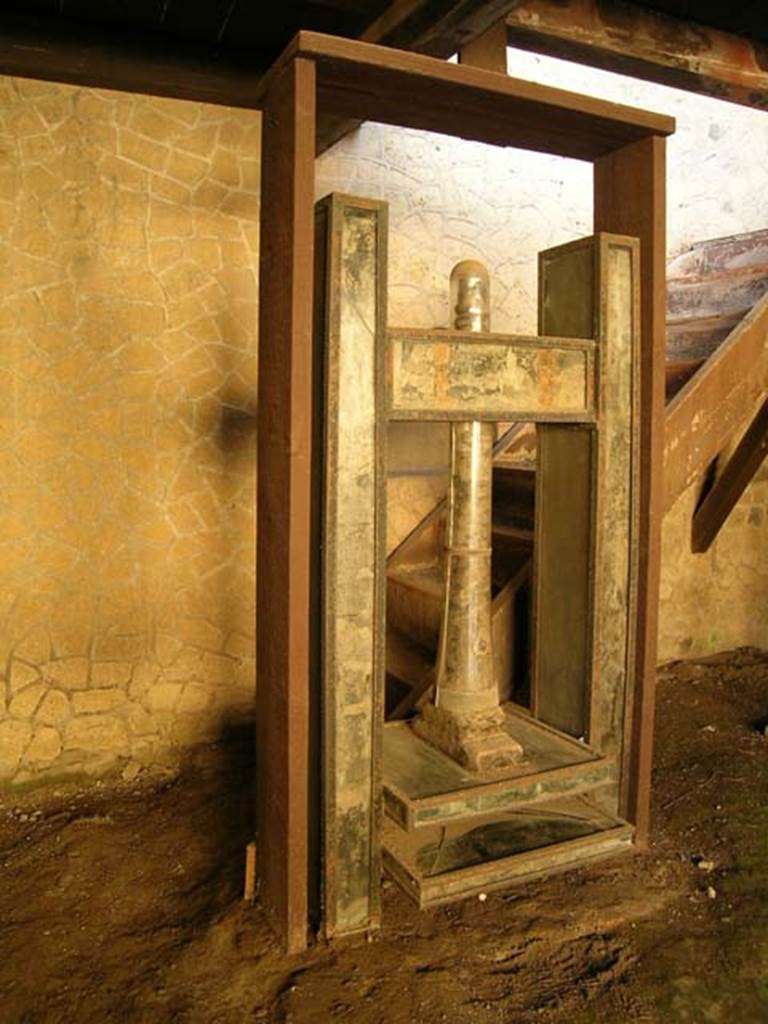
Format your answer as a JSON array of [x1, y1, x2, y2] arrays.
[[0, 77, 261, 784]]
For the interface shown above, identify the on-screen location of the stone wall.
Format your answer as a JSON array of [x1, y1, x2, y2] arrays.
[[0, 77, 261, 785]]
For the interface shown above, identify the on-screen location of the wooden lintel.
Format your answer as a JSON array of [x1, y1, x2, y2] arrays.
[[276, 31, 673, 161], [691, 397, 768, 553], [506, 0, 768, 113], [0, 13, 269, 107]]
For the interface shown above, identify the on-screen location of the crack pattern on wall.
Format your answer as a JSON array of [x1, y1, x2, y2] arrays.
[[0, 78, 260, 784]]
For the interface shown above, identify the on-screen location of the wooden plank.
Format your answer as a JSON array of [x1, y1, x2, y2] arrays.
[[590, 237, 641, 765], [259, 32, 674, 161], [664, 291, 768, 513], [506, 0, 768, 115], [316, 194, 388, 938], [594, 135, 667, 843], [256, 58, 317, 955], [0, 11, 269, 107], [387, 329, 596, 420], [691, 397, 768, 553]]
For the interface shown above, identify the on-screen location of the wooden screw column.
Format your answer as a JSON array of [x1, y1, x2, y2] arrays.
[[413, 261, 524, 772]]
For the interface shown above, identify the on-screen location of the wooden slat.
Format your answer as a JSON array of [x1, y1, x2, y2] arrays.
[[260, 31, 674, 161], [691, 397, 768, 553], [256, 57, 317, 955], [664, 291, 768, 513], [594, 135, 667, 844]]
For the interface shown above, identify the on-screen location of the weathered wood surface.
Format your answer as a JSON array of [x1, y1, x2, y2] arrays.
[[256, 58, 317, 954], [259, 31, 674, 162], [594, 136, 667, 843], [691, 397, 768, 553], [317, 195, 387, 938], [506, 0, 768, 113], [664, 291, 768, 514], [363, 0, 521, 58], [388, 329, 595, 421], [382, 797, 632, 908], [666, 231, 768, 361]]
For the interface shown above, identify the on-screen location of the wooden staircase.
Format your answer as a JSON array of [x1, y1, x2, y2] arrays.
[[386, 228, 768, 723]]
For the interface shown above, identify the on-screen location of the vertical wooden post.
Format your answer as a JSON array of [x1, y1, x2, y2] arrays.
[[256, 57, 317, 953], [594, 136, 666, 842]]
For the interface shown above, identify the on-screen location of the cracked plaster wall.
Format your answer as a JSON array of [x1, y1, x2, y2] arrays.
[[2, 47, 766, 787], [0, 78, 261, 786]]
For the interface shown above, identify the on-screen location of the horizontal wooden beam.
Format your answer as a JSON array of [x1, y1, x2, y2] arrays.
[[0, 12, 269, 107], [691, 397, 768, 553], [664, 291, 768, 512], [388, 328, 595, 420], [506, 0, 768, 112], [268, 31, 673, 161]]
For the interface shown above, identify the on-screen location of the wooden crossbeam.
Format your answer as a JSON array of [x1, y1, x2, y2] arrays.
[[691, 397, 768, 553], [387, 328, 596, 420]]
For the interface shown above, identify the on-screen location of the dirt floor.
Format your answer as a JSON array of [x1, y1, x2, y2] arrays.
[[2, 649, 768, 1024]]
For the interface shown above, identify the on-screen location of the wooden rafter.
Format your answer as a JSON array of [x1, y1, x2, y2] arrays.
[[505, 0, 768, 113], [691, 397, 768, 553]]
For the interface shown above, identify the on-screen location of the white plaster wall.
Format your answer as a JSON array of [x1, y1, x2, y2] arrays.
[[317, 48, 768, 660], [317, 47, 768, 328]]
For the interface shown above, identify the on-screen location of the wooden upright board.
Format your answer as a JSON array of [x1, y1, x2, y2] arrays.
[[536, 236, 641, 811], [256, 58, 317, 955], [316, 194, 388, 938]]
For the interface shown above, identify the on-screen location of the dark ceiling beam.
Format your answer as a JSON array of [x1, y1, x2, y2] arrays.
[[505, 0, 768, 112], [0, 12, 270, 107], [361, 0, 524, 57]]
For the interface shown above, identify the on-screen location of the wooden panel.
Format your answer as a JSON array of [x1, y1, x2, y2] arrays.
[[594, 135, 667, 842], [533, 424, 594, 738], [259, 32, 674, 162], [316, 194, 387, 938], [664, 291, 768, 513], [590, 237, 640, 763], [691, 397, 768, 553], [388, 329, 595, 420], [535, 235, 641, 785], [256, 58, 317, 955]]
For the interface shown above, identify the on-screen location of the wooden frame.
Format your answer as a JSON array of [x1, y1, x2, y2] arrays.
[[256, 30, 671, 950]]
